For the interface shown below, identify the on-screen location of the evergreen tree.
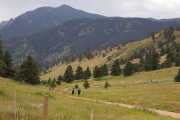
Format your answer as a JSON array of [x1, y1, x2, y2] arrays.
[[56, 76, 62, 85], [104, 81, 111, 89], [124, 62, 135, 76], [144, 50, 160, 71], [83, 80, 90, 89], [0, 60, 5, 76], [64, 65, 74, 83], [16, 56, 40, 85], [58, 75, 63, 81], [111, 60, 121, 76], [101, 64, 108, 76], [75, 66, 84, 80], [151, 52, 160, 70], [93, 66, 101, 78], [175, 69, 180, 82], [3, 51, 15, 78], [0, 35, 5, 77], [83, 67, 91, 79], [50, 78, 57, 89], [0, 35, 3, 60]]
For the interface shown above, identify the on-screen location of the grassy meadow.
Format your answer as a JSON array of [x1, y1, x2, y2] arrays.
[[0, 70, 179, 120], [61, 67, 180, 113]]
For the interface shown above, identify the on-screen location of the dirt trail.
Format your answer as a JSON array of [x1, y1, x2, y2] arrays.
[[68, 96, 180, 119]]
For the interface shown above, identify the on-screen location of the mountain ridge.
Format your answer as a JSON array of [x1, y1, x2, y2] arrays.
[[4, 17, 180, 67], [0, 4, 104, 40]]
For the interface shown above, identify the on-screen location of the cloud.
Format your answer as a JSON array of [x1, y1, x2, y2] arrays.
[[0, 0, 180, 21]]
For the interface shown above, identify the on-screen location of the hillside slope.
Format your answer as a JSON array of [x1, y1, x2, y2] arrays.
[[5, 18, 180, 66], [41, 29, 180, 80]]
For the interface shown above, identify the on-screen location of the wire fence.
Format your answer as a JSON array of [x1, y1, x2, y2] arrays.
[[0, 92, 94, 120]]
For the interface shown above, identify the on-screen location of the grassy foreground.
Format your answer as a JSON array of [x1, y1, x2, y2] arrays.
[[0, 77, 178, 120]]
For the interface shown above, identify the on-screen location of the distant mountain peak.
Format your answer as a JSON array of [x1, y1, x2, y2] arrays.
[[60, 4, 73, 9], [0, 4, 104, 39]]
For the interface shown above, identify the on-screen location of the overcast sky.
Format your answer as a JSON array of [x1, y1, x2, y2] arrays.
[[0, 0, 180, 22]]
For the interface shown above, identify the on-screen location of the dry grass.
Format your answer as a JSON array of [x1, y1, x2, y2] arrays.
[[0, 77, 177, 120], [62, 67, 180, 113]]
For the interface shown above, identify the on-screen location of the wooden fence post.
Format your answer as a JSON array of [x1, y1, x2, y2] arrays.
[[90, 109, 94, 120], [44, 95, 48, 120], [14, 91, 16, 120]]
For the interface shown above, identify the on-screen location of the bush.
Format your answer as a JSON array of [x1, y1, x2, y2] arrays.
[[75, 84, 79, 89], [104, 81, 111, 89], [83, 80, 90, 89], [175, 69, 180, 82]]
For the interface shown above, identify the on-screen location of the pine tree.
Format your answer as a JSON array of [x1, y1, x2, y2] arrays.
[[83, 67, 91, 79], [16, 56, 40, 85], [151, 52, 160, 70], [93, 66, 101, 78], [64, 65, 74, 83], [83, 80, 90, 89], [111, 60, 121, 76], [0, 35, 5, 76], [144, 50, 160, 71], [0, 35, 3, 60], [0, 60, 5, 76], [101, 64, 108, 76], [124, 62, 135, 76], [75, 66, 84, 80], [3, 51, 15, 78], [175, 69, 180, 82]]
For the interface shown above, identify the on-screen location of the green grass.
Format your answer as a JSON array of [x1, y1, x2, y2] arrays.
[[0, 77, 178, 120], [62, 67, 180, 113]]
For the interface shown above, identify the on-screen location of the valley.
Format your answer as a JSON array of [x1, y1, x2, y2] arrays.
[[1, 3, 180, 120]]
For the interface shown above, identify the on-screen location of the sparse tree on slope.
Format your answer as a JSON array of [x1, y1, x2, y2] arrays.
[[101, 64, 109, 76], [93, 66, 101, 78], [64, 65, 74, 83], [123, 62, 135, 76], [111, 59, 121, 76], [75, 66, 84, 80], [84, 67, 91, 79]]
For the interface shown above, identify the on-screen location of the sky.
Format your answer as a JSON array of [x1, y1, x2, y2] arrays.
[[0, 0, 180, 22]]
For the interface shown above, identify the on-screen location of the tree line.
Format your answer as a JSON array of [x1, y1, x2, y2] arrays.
[[0, 35, 40, 85]]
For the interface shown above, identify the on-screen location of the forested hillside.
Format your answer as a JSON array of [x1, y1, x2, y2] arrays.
[[4, 18, 180, 67], [41, 28, 180, 81]]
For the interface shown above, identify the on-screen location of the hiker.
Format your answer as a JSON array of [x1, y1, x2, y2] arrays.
[[78, 88, 81, 96], [72, 88, 75, 95]]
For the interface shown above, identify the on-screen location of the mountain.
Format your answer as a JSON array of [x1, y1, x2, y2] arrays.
[[0, 21, 9, 30], [41, 28, 180, 80], [0, 4, 104, 39], [4, 17, 180, 67]]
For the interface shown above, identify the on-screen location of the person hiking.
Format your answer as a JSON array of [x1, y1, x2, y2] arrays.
[[78, 88, 81, 96], [72, 88, 75, 95]]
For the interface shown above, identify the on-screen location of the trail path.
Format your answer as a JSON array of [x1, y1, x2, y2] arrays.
[[68, 96, 180, 119]]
